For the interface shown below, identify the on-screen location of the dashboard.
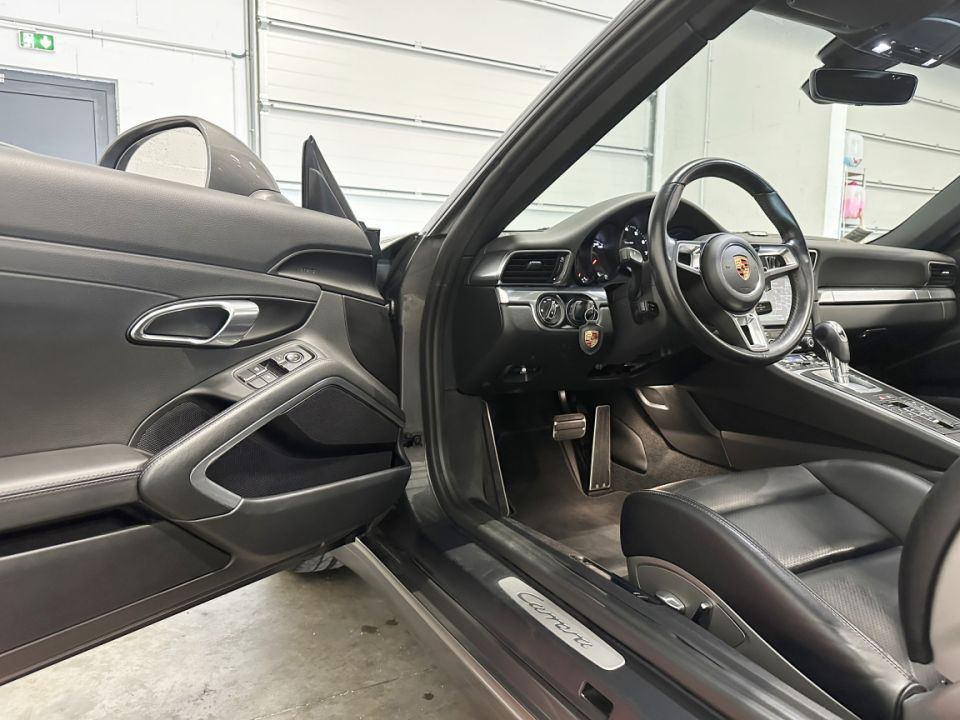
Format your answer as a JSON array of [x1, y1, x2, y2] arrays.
[[454, 192, 958, 395], [573, 212, 803, 329]]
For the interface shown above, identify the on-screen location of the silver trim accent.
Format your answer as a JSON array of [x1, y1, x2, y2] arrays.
[[656, 590, 686, 613], [497, 287, 608, 332], [755, 244, 800, 280], [818, 287, 956, 305], [129, 299, 259, 347], [588, 404, 612, 492], [552, 413, 587, 441], [496, 287, 608, 306], [726, 311, 769, 352], [810, 368, 882, 393], [535, 294, 566, 328], [497, 576, 626, 671], [674, 242, 815, 278], [675, 241, 703, 275]]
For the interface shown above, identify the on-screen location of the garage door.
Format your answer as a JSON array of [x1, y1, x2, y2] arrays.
[[848, 65, 960, 233], [256, 0, 651, 235]]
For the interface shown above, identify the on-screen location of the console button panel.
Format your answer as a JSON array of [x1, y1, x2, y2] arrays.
[[234, 345, 314, 390], [877, 396, 960, 433], [778, 351, 960, 436], [778, 353, 828, 371]]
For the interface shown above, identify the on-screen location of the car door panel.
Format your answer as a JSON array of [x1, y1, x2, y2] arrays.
[[0, 445, 147, 534], [0, 148, 408, 682], [0, 519, 229, 658], [0, 149, 372, 273]]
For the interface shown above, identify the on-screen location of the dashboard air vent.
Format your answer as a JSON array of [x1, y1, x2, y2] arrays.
[[500, 251, 566, 286], [928, 262, 957, 287]]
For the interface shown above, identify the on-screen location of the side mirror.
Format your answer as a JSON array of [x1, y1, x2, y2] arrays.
[[100, 117, 285, 200], [117, 126, 208, 187], [803, 68, 918, 106]]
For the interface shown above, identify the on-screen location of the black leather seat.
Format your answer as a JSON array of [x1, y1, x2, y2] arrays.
[[620, 459, 959, 719]]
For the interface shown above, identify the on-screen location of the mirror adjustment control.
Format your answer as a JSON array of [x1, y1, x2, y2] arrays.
[[235, 345, 315, 389], [271, 347, 312, 371]]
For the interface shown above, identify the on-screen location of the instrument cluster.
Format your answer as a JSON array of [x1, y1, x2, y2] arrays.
[[573, 217, 697, 286]]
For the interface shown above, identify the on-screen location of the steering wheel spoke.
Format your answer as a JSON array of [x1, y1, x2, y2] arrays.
[[756, 243, 801, 280], [674, 240, 704, 275], [715, 310, 769, 352]]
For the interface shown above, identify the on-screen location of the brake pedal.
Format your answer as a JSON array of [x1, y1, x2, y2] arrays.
[[588, 405, 612, 494], [553, 413, 587, 441]]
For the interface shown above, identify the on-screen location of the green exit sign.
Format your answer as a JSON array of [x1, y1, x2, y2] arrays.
[[18, 30, 55, 52]]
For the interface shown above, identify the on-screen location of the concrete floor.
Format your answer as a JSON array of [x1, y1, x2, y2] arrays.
[[0, 568, 486, 720]]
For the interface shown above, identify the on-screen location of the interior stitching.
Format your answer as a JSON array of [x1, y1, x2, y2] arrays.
[[0, 471, 141, 503], [642, 490, 916, 684], [0, 466, 144, 499], [666, 467, 828, 516]]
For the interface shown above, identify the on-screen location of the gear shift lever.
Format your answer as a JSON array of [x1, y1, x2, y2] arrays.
[[813, 320, 850, 385]]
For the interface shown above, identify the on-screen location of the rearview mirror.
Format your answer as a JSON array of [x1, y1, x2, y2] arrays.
[[803, 68, 918, 106]]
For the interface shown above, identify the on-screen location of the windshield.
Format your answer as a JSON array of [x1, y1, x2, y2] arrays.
[[508, 11, 960, 240]]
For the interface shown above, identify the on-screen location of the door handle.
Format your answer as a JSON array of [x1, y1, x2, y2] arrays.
[[128, 299, 260, 347]]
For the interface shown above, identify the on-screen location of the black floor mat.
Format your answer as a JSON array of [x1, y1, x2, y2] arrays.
[[500, 428, 629, 575], [610, 410, 725, 493], [498, 397, 725, 578]]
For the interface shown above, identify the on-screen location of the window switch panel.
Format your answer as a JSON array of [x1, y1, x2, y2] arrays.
[[234, 345, 315, 390]]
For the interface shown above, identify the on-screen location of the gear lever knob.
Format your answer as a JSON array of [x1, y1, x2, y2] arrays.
[[813, 320, 850, 384], [813, 321, 850, 363]]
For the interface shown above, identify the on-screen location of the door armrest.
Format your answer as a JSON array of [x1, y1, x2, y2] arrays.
[[0, 444, 149, 533]]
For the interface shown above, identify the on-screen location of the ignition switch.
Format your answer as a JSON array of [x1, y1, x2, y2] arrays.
[[565, 297, 598, 326]]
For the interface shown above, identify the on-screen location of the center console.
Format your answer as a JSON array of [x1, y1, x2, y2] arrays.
[[777, 352, 960, 440]]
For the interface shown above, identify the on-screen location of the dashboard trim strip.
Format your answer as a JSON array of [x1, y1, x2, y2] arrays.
[[818, 287, 955, 305], [496, 287, 608, 307]]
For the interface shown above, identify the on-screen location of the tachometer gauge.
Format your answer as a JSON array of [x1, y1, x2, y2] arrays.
[[575, 223, 620, 285], [590, 236, 612, 282], [575, 241, 596, 285], [620, 219, 649, 261]]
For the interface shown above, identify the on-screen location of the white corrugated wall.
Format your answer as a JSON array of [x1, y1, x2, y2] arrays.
[[255, 0, 649, 235], [848, 67, 960, 233], [0, 0, 247, 139]]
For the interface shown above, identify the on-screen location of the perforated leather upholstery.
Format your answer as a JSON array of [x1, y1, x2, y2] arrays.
[[621, 460, 938, 720]]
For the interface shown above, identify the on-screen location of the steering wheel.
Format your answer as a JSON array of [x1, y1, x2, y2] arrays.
[[647, 158, 816, 365]]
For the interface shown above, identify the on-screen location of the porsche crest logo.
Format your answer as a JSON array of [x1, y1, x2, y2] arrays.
[[734, 255, 751, 281], [583, 329, 600, 349]]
